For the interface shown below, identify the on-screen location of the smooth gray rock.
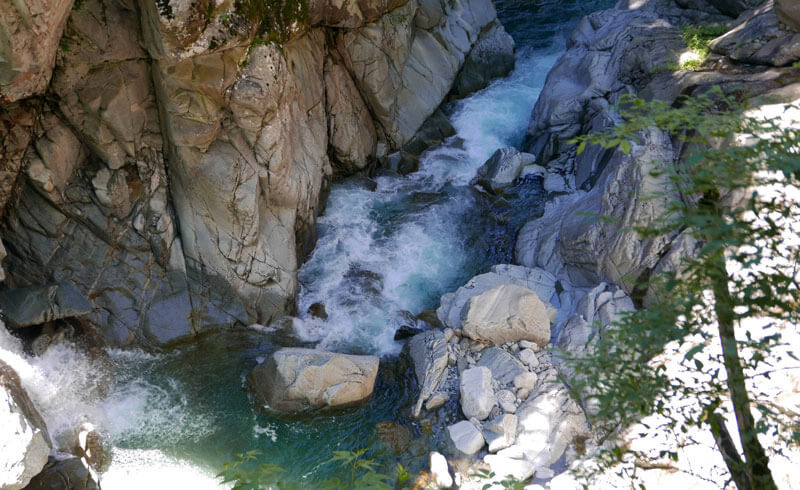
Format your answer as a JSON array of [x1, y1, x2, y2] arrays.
[[0, 283, 90, 329], [460, 366, 496, 420], [472, 148, 528, 193], [483, 413, 518, 453], [1, 360, 51, 490], [710, 0, 800, 66], [483, 454, 535, 481], [409, 330, 449, 417], [248, 348, 379, 412], [451, 20, 516, 98], [447, 420, 485, 455], [477, 347, 528, 387], [461, 284, 551, 347], [496, 389, 517, 413]]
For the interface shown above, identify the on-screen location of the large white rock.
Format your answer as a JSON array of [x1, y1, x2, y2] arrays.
[[483, 454, 536, 482], [429, 451, 453, 488], [1, 360, 52, 490], [447, 420, 485, 455], [460, 366, 496, 420], [483, 413, 518, 453], [437, 265, 558, 330], [461, 284, 551, 347], [248, 348, 379, 412]]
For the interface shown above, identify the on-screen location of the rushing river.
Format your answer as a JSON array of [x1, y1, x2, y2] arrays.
[[0, 0, 613, 487]]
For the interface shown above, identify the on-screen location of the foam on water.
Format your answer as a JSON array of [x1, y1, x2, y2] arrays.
[[102, 448, 224, 489], [295, 41, 567, 357]]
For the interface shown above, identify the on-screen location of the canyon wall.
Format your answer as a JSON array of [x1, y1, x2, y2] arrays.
[[0, 0, 514, 346]]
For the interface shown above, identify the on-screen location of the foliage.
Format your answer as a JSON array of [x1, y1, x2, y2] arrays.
[[218, 450, 289, 490], [568, 87, 800, 489], [218, 448, 410, 489], [235, 0, 309, 44], [681, 24, 727, 59], [655, 24, 728, 71], [470, 468, 528, 489]]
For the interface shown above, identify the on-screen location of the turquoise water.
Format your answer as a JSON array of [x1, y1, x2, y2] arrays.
[[1, 0, 615, 487]]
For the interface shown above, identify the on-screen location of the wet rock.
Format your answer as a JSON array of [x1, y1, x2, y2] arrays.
[[461, 284, 551, 347], [409, 330, 449, 417], [472, 148, 533, 194], [0, 283, 91, 329], [248, 348, 379, 412], [710, 0, 800, 66], [64, 422, 109, 473], [429, 451, 453, 489], [425, 392, 449, 411], [460, 366, 496, 420], [308, 303, 328, 320], [447, 420, 485, 456], [1, 360, 51, 490], [394, 325, 425, 341], [477, 347, 527, 387], [483, 413, 518, 453], [376, 421, 411, 454], [451, 21, 515, 98], [21, 456, 99, 490]]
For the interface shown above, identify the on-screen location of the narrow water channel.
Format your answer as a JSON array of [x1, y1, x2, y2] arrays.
[[0, 0, 613, 487]]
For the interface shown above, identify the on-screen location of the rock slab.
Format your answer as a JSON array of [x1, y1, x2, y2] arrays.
[[248, 348, 379, 412], [461, 284, 551, 347], [460, 366, 496, 420], [1, 360, 52, 490]]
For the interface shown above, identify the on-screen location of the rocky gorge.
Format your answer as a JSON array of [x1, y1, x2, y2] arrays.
[[2, 0, 800, 488]]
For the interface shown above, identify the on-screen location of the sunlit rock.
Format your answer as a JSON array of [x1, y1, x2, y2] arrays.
[[248, 348, 379, 412], [461, 284, 551, 347], [0, 360, 51, 490]]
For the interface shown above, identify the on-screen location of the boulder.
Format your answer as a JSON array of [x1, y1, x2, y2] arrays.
[[483, 413, 518, 453], [476, 347, 527, 386], [339, 0, 498, 148], [483, 455, 536, 482], [514, 382, 589, 468], [460, 366, 496, 420], [472, 148, 533, 194], [447, 420, 485, 455], [1, 360, 51, 490], [710, 0, 800, 66], [0, 283, 91, 329], [429, 451, 453, 488], [408, 330, 449, 417], [776, 0, 800, 31], [22, 456, 99, 490], [248, 348, 379, 412], [325, 57, 377, 174], [461, 284, 551, 347], [451, 21, 516, 98], [437, 265, 558, 330]]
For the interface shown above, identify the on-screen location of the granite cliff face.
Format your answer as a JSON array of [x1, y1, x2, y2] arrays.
[[0, 0, 514, 346]]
